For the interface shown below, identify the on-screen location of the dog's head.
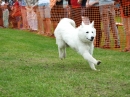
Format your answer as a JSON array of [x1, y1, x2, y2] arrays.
[[78, 21, 96, 43]]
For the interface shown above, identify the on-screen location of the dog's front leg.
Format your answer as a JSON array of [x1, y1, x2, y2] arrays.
[[83, 51, 97, 64], [82, 51, 101, 70], [88, 61, 97, 70]]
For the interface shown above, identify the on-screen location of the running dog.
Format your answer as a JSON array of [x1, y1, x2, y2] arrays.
[[54, 18, 101, 70]]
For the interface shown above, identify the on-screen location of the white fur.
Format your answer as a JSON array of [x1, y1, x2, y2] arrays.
[[54, 18, 101, 70]]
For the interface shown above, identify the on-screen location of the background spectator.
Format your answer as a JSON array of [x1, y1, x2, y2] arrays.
[[33, 0, 52, 36], [0, 0, 3, 27], [118, 0, 130, 52], [26, 5, 38, 32], [11, 0, 21, 29], [1, 1, 9, 28], [69, 0, 81, 27]]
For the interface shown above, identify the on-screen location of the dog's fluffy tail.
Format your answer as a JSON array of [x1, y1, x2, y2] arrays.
[[62, 18, 76, 28]]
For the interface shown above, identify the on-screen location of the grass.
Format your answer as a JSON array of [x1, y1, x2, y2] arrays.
[[0, 28, 130, 97]]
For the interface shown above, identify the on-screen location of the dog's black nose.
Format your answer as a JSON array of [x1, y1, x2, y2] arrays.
[[91, 37, 94, 41]]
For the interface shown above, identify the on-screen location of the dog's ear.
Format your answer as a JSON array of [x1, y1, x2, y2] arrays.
[[81, 21, 86, 26], [90, 21, 94, 27]]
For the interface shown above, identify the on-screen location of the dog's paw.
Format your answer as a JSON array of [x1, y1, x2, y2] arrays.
[[60, 57, 65, 60], [60, 58, 64, 60], [92, 68, 100, 71], [96, 69, 100, 71], [97, 60, 101, 65]]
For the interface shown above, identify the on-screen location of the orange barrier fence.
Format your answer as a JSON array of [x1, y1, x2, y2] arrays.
[[51, 4, 130, 51]]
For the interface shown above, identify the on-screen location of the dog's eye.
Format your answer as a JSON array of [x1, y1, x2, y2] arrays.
[[86, 32, 89, 33], [92, 32, 93, 33]]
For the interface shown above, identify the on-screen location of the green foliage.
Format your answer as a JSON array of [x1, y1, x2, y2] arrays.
[[0, 28, 130, 97]]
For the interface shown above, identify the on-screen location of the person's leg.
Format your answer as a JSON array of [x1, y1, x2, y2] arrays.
[[21, 7, 28, 29], [100, 5, 110, 48], [81, 7, 91, 25], [122, 17, 130, 51], [90, 7, 102, 47], [52, 5, 65, 32], [52, 21, 58, 31], [44, 5, 51, 35], [109, 5, 120, 48], [37, 7, 44, 34], [51, 5, 58, 33], [81, 16, 90, 25], [33, 13, 38, 31], [16, 16, 20, 29], [43, 18, 51, 35], [27, 12, 33, 30], [93, 7, 102, 47], [3, 11, 6, 27], [70, 7, 82, 27], [128, 17, 130, 50]]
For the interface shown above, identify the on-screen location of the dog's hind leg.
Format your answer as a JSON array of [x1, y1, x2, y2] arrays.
[[56, 40, 66, 59], [58, 46, 66, 59]]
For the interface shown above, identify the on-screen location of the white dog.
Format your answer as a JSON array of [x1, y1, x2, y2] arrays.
[[54, 18, 101, 70]]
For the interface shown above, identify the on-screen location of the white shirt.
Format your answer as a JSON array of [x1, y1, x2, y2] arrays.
[[99, 0, 114, 5], [89, 0, 99, 6], [38, 0, 50, 5], [1, 1, 5, 5]]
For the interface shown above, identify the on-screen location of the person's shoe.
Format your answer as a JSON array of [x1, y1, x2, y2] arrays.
[[37, 32, 41, 34], [21, 28, 26, 30], [115, 45, 120, 48], [102, 45, 110, 49], [50, 34, 55, 37], [46, 33, 52, 36], [122, 48, 130, 52], [44, 33, 48, 36]]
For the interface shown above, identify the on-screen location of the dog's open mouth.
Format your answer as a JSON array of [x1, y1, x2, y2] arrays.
[[87, 38, 92, 41]]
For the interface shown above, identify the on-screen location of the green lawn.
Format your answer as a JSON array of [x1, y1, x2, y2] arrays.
[[0, 28, 130, 97]]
